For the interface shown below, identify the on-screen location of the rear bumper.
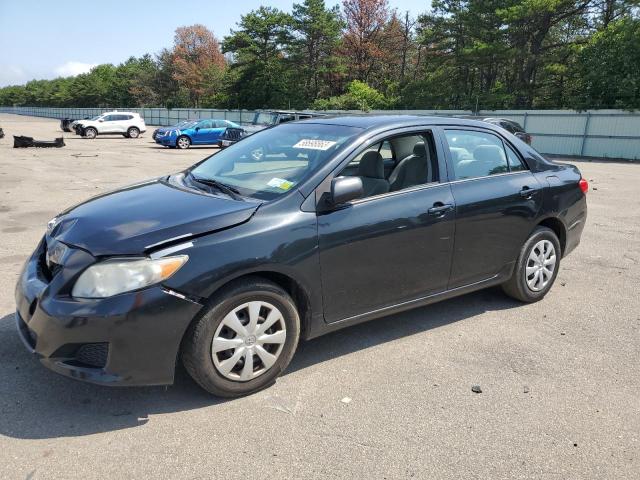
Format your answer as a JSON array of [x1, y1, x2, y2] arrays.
[[15, 241, 202, 386]]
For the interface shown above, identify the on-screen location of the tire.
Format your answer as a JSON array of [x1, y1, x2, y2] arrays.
[[182, 277, 300, 397], [84, 127, 97, 139], [127, 127, 140, 138], [502, 226, 561, 303], [176, 135, 191, 149]]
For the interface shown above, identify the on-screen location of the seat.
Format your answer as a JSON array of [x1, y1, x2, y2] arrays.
[[357, 151, 389, 197], [388, 142, 431, 191], [456, 144, 506, 178]]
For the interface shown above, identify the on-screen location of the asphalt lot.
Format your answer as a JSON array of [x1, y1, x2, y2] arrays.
[[0, 113, 638, 479]]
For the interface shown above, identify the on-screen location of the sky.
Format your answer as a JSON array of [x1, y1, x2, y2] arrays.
[[0, 0, 431, 87]]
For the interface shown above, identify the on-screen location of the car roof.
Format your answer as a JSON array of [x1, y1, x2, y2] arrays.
[[298, 114, 494, 130]]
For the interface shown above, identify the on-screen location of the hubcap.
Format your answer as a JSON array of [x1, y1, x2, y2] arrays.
[[525, 239, 556, 292], [129, 129, 138, 138], [86, 129, 96, 138], [178, 138, 189, 148], [211, 301, 286, 382]]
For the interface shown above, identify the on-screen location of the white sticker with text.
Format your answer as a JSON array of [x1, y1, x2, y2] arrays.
[[292, 139, 337, 150]]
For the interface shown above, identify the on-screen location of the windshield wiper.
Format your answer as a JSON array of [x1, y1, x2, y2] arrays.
[[188, 173, 243, 201]]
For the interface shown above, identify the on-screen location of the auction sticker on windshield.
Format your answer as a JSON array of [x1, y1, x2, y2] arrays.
[[293, 139, 337, 150]]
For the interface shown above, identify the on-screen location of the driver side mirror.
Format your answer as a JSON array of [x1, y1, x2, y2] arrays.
[[98, 119, 104, 122], [329, 177, 364, 206], [195, 127, 200, 132]]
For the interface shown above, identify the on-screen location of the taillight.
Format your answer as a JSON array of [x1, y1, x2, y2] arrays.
[[579, 178, 588, 193]]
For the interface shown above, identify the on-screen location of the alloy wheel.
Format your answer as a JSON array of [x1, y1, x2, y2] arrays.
[[177, 137, 190, 149], [211, 301, 287, 382], [525, 239, 556, 292]]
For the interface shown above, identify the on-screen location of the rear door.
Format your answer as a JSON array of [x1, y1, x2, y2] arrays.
[[442, 128, 543, 287]]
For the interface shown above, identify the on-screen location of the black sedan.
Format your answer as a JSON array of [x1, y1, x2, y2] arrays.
[[15, 115, 587, 397]]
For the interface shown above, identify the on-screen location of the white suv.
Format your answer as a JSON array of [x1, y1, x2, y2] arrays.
[[77, 112, 147, 139]]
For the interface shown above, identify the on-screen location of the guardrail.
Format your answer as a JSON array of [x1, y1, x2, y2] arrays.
[[1, 106, 638, 160]]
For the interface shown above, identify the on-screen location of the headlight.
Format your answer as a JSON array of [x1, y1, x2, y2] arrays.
[[72, 255, 188, 299]]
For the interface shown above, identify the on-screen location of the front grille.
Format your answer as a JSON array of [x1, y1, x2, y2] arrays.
[[75, 343, 109, 368], [223, 128, 244, 141]]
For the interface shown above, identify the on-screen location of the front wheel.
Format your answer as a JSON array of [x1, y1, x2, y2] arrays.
[[176, 135, 191, 149], [181, 278, 300, 397], [127, 127, 140, 138], [502, 226, 561, 302], [84, 127, 97, 139]]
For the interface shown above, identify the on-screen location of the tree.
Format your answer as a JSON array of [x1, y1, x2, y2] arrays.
[[291, 0, 345, 103], [171, 25, 226, 107], [341, 0, 391, 84], [569, 17, 640, 108], [222, 7, 294, 108]]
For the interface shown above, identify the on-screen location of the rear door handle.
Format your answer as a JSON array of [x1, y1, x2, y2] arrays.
[[520, 186, 537, 198], [428, 203, 454, 216]]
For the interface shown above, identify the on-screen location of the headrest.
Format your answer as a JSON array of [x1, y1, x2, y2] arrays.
[[358, 151, 384, 179], [413, 142, 427, 157], [473, 145, 504, 163]]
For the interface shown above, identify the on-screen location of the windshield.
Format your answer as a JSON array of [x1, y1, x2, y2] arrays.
[[189, 123, 361, 200], [89, 115, 101, 121], [253, 112, 278, 126], [177, 121, 198, 129]]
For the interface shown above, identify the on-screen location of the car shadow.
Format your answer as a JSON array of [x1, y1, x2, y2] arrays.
[[0, 287, 519, 439]]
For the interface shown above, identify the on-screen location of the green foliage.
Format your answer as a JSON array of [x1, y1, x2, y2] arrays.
[[313, 80, 390, 110], [568, 17, 640, 109]]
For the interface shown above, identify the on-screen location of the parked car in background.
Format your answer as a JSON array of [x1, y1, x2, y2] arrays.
[[480, 117, 532, 144], [152, 120, 197, 141], [16, 115, 588, 397], [242, 111, 326, 136], [60, 116, 91, 132], [155, 119, 242, 149], [75, 112, 147, 139]]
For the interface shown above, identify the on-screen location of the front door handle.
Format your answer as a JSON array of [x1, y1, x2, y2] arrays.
[[428, 203, 454, 216]]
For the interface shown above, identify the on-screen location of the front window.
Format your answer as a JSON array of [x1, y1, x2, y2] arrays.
[[253, 112, 278, 126], [189, 123, 362, 200]]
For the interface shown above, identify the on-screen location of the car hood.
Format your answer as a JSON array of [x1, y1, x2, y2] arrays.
[[50, 178, 261, 256]]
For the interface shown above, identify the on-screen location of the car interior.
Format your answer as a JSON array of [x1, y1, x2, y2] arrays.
[[338, 132, 440, 198], [445, 129, 527, 180]]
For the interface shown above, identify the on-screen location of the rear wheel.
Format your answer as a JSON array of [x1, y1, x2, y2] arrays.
[[176, 135, 191, 149], [502, 226, 561, 302], [182, 278, 300, 397], [84, 127, 97, 139], [127, 127, 140, 138]]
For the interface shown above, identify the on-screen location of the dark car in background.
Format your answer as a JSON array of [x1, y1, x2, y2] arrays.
[[15, 115, 587, 398], [480, 117, 532, 144]]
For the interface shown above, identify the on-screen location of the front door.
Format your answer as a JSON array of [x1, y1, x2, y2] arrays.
[[317, 130, 455, 323], [442, 128, 544, 287]]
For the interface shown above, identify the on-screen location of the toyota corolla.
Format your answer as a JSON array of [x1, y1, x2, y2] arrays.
[[15, 116, 587, 397]]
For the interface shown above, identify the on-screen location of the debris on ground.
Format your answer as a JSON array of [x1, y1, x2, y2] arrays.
[[524, 386, 530, 393], [71, 153, 99, 158], [13, 136, 65, 148], [471, 385, 482, 394], [340, 397, 352, 404]]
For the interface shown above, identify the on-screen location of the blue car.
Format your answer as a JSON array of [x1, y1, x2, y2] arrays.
[[156, 119, 242, 149], [152, 120, 197, 141]]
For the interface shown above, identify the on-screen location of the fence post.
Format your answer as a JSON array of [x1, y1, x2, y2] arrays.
[[580, 112, 591, 156], [522, 111, 528, 130]]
